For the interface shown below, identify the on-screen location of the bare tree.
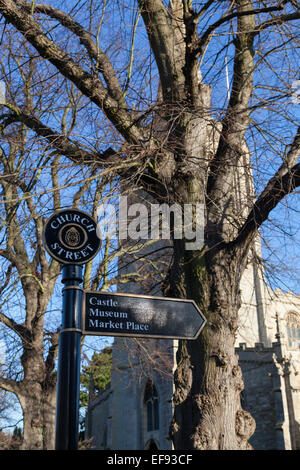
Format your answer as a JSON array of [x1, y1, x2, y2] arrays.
[[0, 33, 106, 448], [0, 0, 299, 450], [0, 30, 162, 449]]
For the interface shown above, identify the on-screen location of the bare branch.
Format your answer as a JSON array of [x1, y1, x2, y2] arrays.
[[273, 125, 300, 179], [207, 0, 256, 200], [234, 157, 300, 249], [16, 0, 126, 105], [44, 329, 60, 376], [138, 0, 186, 101], [0, 0, 144, 144], [0, 375, 20, 395], [0, 109, 117, 166], [253, 11, 300, 36], [0, 311, 31, 343], [194, 3, 287, 57]]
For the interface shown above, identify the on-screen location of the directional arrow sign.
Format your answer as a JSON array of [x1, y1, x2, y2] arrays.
[[83, 291, 206, 340]]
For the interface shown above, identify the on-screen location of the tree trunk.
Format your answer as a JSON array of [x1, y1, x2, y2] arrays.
[[19, 385, 54, 450], [18, 361, 57, 449], [170, 243, 255, 449], [17, 285, 57, 450]]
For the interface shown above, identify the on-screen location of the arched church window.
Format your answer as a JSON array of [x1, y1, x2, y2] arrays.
[[286, 312, 300, 349], [144, 379, 159, 432], [145, 439, 159, 450]]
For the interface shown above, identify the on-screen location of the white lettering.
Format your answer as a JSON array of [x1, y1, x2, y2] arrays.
[[151, 203, 182, 240], [88, 319, 124, 329], [50, 221, 59, 229], [50, 212, 95, 232], [184, 203, 204, 250], [97, 203, 117, 239], [97, 197, 205, 250], [127, 203, 149, 240], [118, 196, 127, 240], [57, 215, 66, 225], [73, 214, 81, 223], [89, 308, 127, 319], [89, 297, 118, 307], [126, 321, 149, 331], [107, 455, 142, 467], [57, 246, 65, 255]]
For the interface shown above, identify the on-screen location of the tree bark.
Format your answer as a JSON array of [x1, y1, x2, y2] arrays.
[[18, 285, 57, 449], [19, 381, 56, 450], [169, 241, 255, 449]]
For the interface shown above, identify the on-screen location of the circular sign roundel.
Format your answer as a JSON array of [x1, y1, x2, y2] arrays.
[[43, 209, 101, 264]]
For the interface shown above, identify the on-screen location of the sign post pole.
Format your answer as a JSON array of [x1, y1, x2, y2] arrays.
[[55, 264, 84, 450], [43, 208, 101, 450]]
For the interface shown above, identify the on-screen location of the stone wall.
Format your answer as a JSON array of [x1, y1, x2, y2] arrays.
[[236, 343, 283, 449]]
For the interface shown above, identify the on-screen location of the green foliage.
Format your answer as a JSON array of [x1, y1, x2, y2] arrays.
[[80, 346, 112, 407]]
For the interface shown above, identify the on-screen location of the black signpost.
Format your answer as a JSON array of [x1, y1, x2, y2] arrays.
[[43, 208, 206, 451], [55, 264, 84, 450], [43, 209, 100, 450]]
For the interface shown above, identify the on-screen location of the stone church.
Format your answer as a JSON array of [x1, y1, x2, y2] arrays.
[[84, 230, 300, 451]]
